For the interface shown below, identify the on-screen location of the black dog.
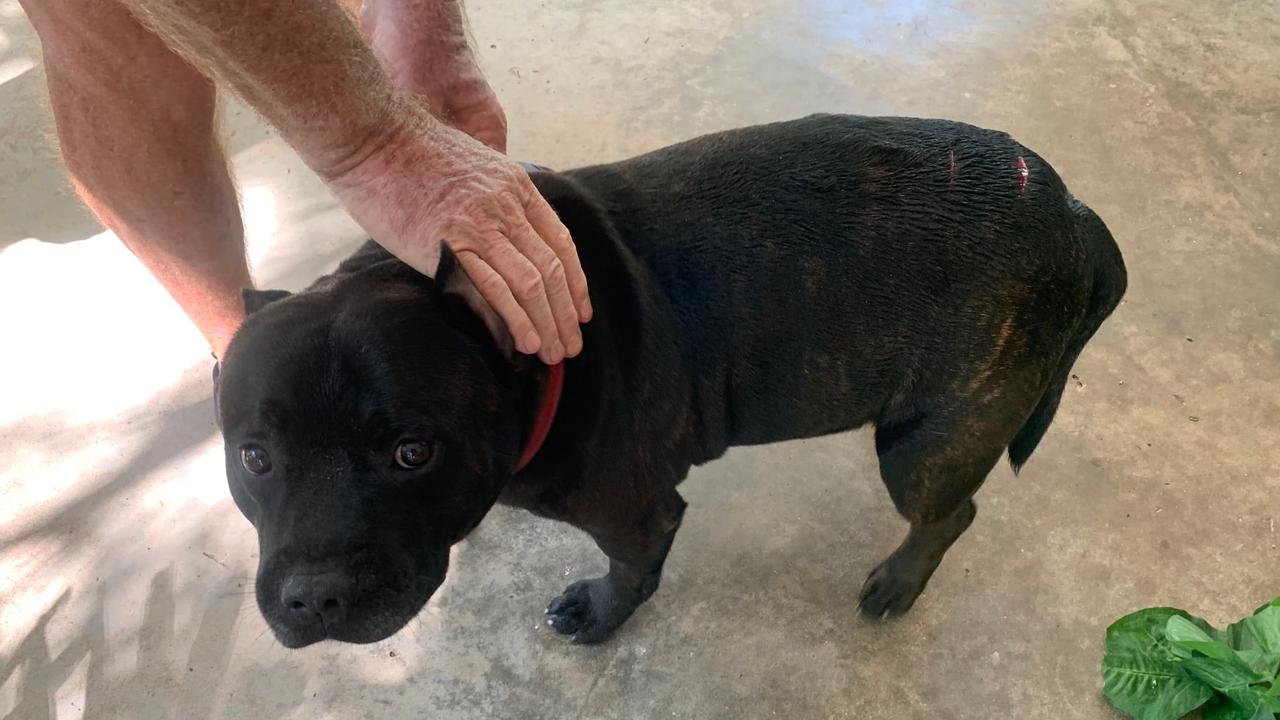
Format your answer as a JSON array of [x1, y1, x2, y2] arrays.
[[216, 114, 1126, 648]]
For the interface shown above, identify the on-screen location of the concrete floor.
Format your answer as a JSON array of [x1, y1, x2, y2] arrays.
[[2, 0, 1278, 717]]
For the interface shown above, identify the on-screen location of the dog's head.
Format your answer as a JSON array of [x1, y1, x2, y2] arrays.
[[216, 248, 521, 648]]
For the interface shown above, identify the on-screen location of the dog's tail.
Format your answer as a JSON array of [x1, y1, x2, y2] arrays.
[[1007, 198, 1127, 472]]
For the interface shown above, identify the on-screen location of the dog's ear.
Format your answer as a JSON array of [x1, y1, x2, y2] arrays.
[[242, 288, 292, 314], [434, 246, 516, 359]]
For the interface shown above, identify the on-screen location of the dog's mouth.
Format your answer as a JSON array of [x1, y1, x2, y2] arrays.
[[256, 551, 449, 649], [273, 574, 445, 648]]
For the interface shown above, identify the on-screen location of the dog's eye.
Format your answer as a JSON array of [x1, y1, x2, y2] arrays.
[[240, 444, 272, 475], [394, 440, 432, 469]]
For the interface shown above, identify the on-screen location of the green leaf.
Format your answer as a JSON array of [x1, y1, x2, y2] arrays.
[[1221, 599, 1280, 677], [1164, 610, 1273, 720], [1177, 653, 1269, 686], [1102, 598, 1280, 720], [1180, 656, 1265, 700], [1167, 615, 1267, 693], [1202, 695, 1277, 720], [1185, 658, 1267, 694], [1202, 697, 1249, 720], [1168, 615, 1236, 661], [1103, 607, 1216, 720]]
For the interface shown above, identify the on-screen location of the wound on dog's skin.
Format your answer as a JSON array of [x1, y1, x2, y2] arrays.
[[948, 150, 958, 187], [1014, 156, 1029, 192]]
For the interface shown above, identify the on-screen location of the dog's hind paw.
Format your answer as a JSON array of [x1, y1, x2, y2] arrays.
[[545, 578, 633, 644]]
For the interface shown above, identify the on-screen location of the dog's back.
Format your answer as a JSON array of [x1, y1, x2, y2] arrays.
[[566, 114, 1126, 463]]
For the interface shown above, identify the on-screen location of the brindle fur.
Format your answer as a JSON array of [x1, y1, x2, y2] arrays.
[[217, 114, 1126, 647]]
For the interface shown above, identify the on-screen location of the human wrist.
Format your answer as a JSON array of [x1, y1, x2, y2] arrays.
[[311, 94, 443, 184], [316, 95, 490, 274]]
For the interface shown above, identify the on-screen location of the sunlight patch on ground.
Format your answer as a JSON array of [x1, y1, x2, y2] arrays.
[[0, 438, 119, 528], [0, 233, 208, 428], [241, 185, 279, 269], [0, 56, 33, 85], [140, 436, 232, 508]]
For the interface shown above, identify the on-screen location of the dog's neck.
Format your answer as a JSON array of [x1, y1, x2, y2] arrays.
[[501, 169, 699, 492], [513, 362, 564, 472], [500, 171, 635, 486]]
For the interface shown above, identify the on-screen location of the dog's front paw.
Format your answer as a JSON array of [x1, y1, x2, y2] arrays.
[[545, 578, 633, 644], [857, 559, 926, 620]]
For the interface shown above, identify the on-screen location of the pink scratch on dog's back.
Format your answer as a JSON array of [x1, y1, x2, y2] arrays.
[[1014, 156, 1029, 192], [947, 150, 957, 187]]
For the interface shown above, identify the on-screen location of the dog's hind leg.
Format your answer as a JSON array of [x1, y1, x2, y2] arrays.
[[545, 485, 687, 644], [857, 400, 1026, 619]]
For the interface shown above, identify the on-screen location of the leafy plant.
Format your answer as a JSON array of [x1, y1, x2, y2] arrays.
[[1102, 596, 1280, 720]]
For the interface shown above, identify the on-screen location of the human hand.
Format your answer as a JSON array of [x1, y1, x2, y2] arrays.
[[323, 100, 591, 363]]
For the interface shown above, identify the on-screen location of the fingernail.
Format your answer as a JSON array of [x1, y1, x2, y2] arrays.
[[565, 333, 583, 358], [523, 331, 541, 354], [542, 345, 564, 365]]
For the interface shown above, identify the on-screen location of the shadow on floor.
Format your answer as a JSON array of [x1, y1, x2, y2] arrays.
[[0, 386, 217, 552], [0, 362, 308, 719], [0, 561, 309, 720]]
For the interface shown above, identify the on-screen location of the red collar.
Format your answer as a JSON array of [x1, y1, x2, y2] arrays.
[[513, 362, 564, 472]]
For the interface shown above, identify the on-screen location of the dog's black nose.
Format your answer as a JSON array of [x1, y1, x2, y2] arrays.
[[280, 572, 355, 628]]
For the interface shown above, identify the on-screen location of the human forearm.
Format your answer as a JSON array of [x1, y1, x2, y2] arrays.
[[119, 0, 422, 178], [111, 0, 590, 362]]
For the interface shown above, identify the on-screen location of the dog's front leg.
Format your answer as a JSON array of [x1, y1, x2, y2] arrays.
[[545, 486, 686, 644]]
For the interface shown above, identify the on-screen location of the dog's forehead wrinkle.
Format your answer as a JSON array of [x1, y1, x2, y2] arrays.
[[324, 319, 483, 425]]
